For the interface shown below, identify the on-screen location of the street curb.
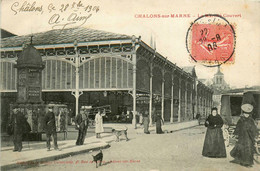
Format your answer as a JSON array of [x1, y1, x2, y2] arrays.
[[1, 143, 110, 171], [135, 122, 200, 134], [167, 125, 200, 133]]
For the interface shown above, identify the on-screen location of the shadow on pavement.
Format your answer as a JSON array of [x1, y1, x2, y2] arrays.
[[101, 134, 113, 138], [101, 160, 113, 166]]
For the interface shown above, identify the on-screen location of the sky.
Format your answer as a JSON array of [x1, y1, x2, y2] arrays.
[[1, 0, 260, 88]]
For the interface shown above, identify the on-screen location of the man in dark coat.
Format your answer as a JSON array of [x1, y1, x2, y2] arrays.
[[45, 106, 59, 151], [75, 108, 89, 145], [230, 104, 258, 167], [9, 107, 26, 152]]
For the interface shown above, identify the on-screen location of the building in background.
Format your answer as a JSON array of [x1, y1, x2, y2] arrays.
[[210, 66, 230, 109], [212, 66, 230, 90], [199, 66, 231, 110], [0, 27, 213, 132], [1, 29, 16, 38]]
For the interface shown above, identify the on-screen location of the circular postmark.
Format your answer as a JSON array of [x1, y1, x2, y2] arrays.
[[186, 14, 236, 67]]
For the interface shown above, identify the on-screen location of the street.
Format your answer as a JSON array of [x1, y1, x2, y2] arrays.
[[9, 125, 258, 171]]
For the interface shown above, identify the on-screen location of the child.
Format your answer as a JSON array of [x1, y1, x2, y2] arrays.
[[222, 124, 230, 147]]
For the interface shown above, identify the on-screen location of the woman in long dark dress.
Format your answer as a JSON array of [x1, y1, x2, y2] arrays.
[[155, 112, 164, 134], [230, 104, 258, 167], [143, 110, 150, 134], [202, 107, 226, 158]]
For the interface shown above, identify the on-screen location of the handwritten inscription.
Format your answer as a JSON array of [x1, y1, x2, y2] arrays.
[[11, 1, 43, 14], [10, 1, 100, 30], [48, 13, 93, 30]]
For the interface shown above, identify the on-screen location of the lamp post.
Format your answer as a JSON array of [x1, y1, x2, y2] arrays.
[[71, 40, 83, 116], [130, 35, 140, 129]]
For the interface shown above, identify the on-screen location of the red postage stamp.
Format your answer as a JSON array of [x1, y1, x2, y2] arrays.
[[186, 14, 236, 66]]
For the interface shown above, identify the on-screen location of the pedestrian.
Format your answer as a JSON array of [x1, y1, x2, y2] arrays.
[[75, 108, 89, 145], [45, 106, 59, 151], [126, 111, 131, 123], [196, 113, 201, 125], [152, 107, 156, 124], [230, 104, 258, 167], [139, 111, 143, 126], [95, 109, 106, 138], [128, 111, 133, 123], [222, 123, 230, 147], [155, 112, 164, 134], [202, 107, 226, 158], [9, 107, 26, 152], [143, 110, 150, 134]]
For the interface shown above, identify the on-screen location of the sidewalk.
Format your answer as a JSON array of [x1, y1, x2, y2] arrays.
[[1, 120, 198, 170], [115, 120, 199, 134], [0, 133, 113, 171]]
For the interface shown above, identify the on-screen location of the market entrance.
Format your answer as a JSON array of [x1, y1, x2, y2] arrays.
[[42, 91, 133, 124]]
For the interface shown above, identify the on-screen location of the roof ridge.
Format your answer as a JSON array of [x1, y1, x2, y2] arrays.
[[1, 27, 132, 48], [6, 27, 130, 38]]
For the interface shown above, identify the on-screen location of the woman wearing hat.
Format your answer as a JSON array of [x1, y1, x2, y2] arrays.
[[143, 110, 150, 134], [202, 107, 226, 158], [230, 103, 259, 167], [95, 109, 106, 138], [155, 112, 164, 134]]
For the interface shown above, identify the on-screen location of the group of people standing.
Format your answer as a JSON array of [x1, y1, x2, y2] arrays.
[[75, 108, 106, 145], [8, 106, 107, 152], [9, 103, 259, 168], [8, 106, 62, 152], [202, 104, 259, 168], [45, 107, 107, 150], [44, 106, 107, 150], [138, 109, 164, 134]]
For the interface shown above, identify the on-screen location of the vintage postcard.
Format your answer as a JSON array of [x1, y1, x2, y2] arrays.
[[1, 0, 260, 171]]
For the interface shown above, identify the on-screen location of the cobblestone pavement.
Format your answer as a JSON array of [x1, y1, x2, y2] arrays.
[[16, 126, 259, 171]]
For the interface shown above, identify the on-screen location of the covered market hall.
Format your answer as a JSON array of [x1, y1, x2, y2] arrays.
[[0, 27, 213, 132]]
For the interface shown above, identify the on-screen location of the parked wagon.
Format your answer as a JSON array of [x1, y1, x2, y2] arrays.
[[220, 90, 260, 125], [220, 88, 260, 151]]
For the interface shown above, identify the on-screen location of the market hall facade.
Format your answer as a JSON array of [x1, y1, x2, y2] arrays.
[[0, 27, 213, 131]]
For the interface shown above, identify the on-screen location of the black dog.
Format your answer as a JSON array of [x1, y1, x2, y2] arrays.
[[92, 150, 103, 168]]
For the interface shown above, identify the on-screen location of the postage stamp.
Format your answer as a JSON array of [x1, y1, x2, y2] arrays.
[[186, 14, 236, 67]]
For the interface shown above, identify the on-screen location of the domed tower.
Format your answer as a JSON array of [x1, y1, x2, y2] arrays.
[[15, 44, 45, 103], [213, 66, 229, 89]]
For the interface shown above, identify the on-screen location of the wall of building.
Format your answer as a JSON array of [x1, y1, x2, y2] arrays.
[[1, 42, 213, 125]]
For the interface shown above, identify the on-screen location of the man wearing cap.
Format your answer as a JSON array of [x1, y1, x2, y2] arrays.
[[75, 108, 89, 145], [230, 103, 259, 167], [45, 106, 59, 151], [9, 107, 26, 152]]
